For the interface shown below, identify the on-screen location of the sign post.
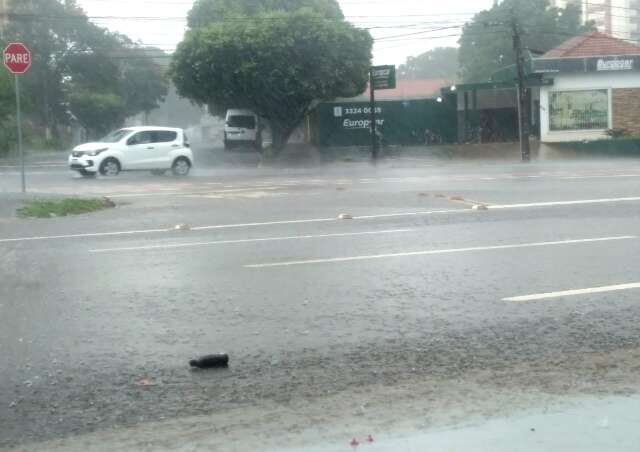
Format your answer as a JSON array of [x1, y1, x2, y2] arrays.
[[369, 69, 378, 162], [3, 42, 32, 193], [369, 65, 396, 163]]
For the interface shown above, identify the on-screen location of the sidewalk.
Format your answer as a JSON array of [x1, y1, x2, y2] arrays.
[[287, 395, 640, 452]]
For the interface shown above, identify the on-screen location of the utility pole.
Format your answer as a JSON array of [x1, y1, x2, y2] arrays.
[[369, 68, 379, 163], [511, 14, 530, 162]]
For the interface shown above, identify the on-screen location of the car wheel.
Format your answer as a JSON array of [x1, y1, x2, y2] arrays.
[[99, 158, 120, 176], [172, 157, 191, 176], [78, 169, 96, 178], [150, 169, 166, 176]]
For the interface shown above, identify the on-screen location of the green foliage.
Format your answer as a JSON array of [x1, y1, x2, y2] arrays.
[[172, 8, 372, 148], [458, 0, 593, 82], [398, 47, 459, 80], [605, 128, 629, 139], [0, 73, 16, 154], [69, 92, 126, 137], [187, 0, 343, 28], [0, 72, 14, 122], [554, 138, 640, 155], [119, 53, 169, 116], [17, 198, 115, 218], [3, 0, 168, 140], [0, 119, 17, 155]]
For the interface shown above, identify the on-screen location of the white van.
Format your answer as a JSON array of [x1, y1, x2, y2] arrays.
[[224, 109, 262, 150]]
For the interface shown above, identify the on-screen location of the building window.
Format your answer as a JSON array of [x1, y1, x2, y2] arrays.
[[549, 89, 609, 131]]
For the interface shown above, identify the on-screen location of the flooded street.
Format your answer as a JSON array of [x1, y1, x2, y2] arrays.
[[2, 148, 640, 449]]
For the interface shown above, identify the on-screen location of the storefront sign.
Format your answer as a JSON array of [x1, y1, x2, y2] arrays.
[[597, 59, 633, 71], [342, 118, 385, 130], [337, 104, 384, 129], [371, 65, 396, 90], [534, 56, 640, 74]]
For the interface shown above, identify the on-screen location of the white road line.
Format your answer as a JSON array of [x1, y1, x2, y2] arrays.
[[108, 192, 192, 198], [503, 282, 640, 302], [0, 209, 469, 243], [245, 236, 636, 268], [351, 209, 463, 220], [189, 209, 467, 231], [489, 197, 640, 209], [559, 174, 640, 180], [108, 187, 284, 198], [0, 227, 171, 243], [88, 229, 415, 253], [0, 163, 66, 168]]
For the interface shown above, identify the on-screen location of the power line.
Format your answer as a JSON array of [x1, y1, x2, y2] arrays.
[[1, 11, 479, 22], [55, 22, 640, 59], [374, 25, 465, 42]]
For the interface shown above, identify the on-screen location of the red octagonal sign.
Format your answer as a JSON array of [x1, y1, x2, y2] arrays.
[[3, 42, 32, 74]]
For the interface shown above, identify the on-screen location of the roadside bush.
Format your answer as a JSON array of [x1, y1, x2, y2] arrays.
[[554, 138, 640, 156], [0, 120, 17, 156], [605, 128, 629, 139], [17, 198, 116, 218]]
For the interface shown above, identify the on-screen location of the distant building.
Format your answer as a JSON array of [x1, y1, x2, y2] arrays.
[[552, 0, 640, 41]]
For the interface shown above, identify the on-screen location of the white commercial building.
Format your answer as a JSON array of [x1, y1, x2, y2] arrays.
[[534, 32, 640, 142]]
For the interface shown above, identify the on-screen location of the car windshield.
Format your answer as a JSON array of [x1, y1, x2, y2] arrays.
[[99, 129, 132, 143], [227, 115, 256, 129], [3, 0, 640, 451]]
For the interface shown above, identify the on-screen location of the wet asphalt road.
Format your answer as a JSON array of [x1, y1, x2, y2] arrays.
[[2, 147, 640, 448]]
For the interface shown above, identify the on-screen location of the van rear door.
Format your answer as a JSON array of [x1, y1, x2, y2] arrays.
[[225, 115, 257, 142]]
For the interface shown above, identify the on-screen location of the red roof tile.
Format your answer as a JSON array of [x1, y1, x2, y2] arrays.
[[543, 32, 640, 58], [342, 79, 450, 101], [371, 79, 450, 99]]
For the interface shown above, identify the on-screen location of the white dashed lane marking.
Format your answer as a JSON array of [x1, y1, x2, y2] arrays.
[[245, 236, 636, 268], [503, 282, 640, 302], [88, 229, 415, 253]]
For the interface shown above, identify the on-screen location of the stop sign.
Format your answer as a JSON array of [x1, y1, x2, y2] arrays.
[[3, 43, 32, 74]]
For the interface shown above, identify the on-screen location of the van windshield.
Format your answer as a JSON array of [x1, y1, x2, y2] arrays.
[[227, 116, 256, 129]]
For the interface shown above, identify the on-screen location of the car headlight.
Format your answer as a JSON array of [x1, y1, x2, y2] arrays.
[[87, 148, 108, 156]]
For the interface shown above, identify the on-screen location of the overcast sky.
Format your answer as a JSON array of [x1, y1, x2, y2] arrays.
[[76, 0, 495, 65]]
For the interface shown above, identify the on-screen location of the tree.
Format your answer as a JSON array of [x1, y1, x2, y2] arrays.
[[0, 72, 14, 122], [119, 49, 169, 118], [458, 0, 592, 82], [398, 47, 459, 80], [4, 0, 168, 141], [0, 72, 16, 154], [5, 0, 78, 139], [171, 6, 372, 149], [69, 91, 126, 138], [187, 0, 343, 28]]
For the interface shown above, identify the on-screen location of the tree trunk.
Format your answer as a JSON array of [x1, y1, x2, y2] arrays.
[[270, 123, 295, 152]]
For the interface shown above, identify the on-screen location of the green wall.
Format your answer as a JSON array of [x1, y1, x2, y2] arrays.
[[311, 98, 457, 147]]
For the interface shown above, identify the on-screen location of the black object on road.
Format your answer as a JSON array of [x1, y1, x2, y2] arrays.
[[189, 354, 229, 369]]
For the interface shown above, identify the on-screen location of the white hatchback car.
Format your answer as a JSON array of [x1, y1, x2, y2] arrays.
[[69, 127, 193, 177]]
